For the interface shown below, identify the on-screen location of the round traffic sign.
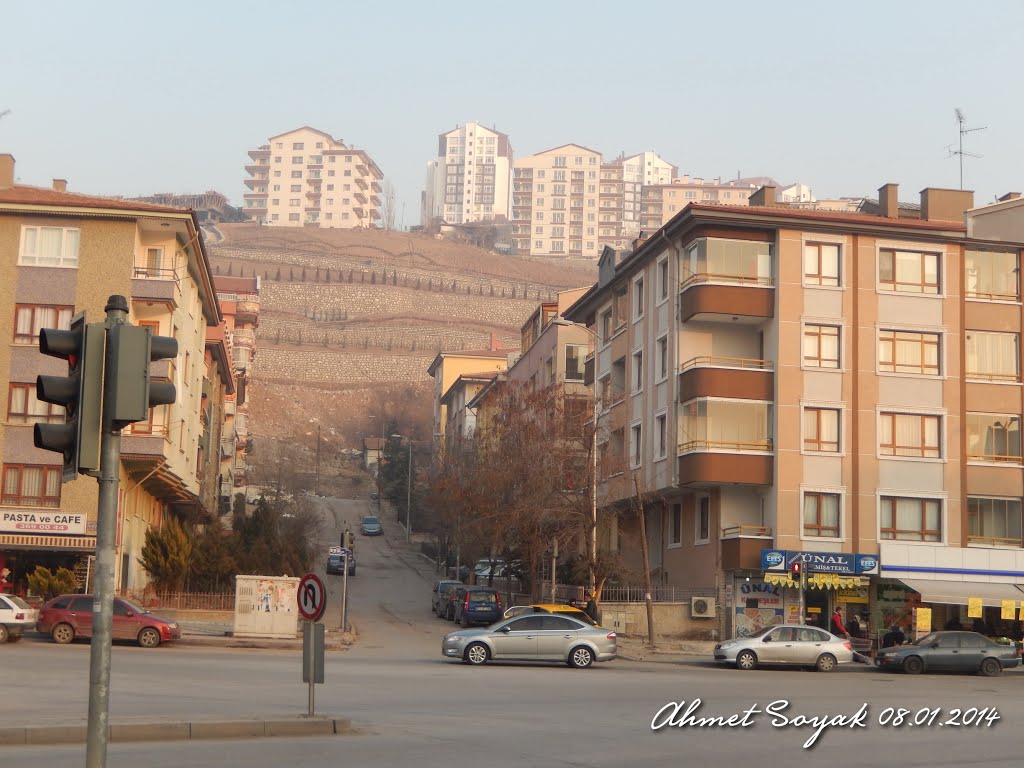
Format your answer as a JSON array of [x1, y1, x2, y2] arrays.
[[297, 572, 326, 621]]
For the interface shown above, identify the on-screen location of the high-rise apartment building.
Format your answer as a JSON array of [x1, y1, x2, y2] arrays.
[[244, 126, 383, 229], [641, 176, 816, 231], [599, 152, 677, 249], [0, 155, 228, 595], [422, 122, 513, 226], [566, 182, 1024, 639]]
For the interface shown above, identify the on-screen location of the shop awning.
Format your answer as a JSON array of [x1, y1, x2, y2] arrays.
[[900, 579, 1024, 607]]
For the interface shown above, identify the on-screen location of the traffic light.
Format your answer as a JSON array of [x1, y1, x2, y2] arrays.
[[34, 312, 105, 481], [106, 324, 178, 429], [790, 560, 803, 578]]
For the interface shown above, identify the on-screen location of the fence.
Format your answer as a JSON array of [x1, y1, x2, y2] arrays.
[[125, 591, 237, 611], [600, 585, 708, 603]]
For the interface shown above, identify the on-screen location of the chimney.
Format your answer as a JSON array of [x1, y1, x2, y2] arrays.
[[920, 187, 974, 222], [998, 192, 1022, 202], [0, 154, 14, 190], [632, 231, 649, 251], [748, 185, 777, 207], [52, 179, 67, 193], [878, 183, 899, 218]]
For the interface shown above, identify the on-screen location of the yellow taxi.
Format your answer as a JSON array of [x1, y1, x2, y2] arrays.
[[503, 603, 600, 627]]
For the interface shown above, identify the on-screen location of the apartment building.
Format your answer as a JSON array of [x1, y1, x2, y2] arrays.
[[244, 126, 384, 229], [565, 182, 1024, 639], [599, 152, 677, 249], [213, 275, 260, 502], [422, 122, 513, 226], [0, 155, 224, 595]]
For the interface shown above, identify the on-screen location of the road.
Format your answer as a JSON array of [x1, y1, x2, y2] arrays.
[[2, 495, 1022, 768]]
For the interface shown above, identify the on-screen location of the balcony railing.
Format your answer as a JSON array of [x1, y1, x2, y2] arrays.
[[967, 534, 1023, 548], [133, 265, 178, 281], [679, 439, 773, 453], [721, 525, 773, 539], [967, 452, 1022, 463], [680, 356, 773, 372], [680, 272, 774, 290]]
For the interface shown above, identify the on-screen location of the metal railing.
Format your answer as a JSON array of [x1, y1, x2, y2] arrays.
[[128, 591, 236, 611], [133, 265, 178, 281], [967, 535, 1023, 548], [680, 355, 773, 372], [679, 272, 774, 290], [967, 452, 1023, 463], [721, 525, 772, 538], [679, 439, 773, 453], [601, 585, 710, 603]]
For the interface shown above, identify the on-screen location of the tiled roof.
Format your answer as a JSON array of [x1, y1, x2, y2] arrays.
[[685, 202, 967, 231], [0, 184, 190, 214], [214, 275, 260, 292]]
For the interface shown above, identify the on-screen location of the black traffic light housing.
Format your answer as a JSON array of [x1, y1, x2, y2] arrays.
[[790, 560, 803, 578], [34, 312, 105, 481], [106, 324, 178, 429]]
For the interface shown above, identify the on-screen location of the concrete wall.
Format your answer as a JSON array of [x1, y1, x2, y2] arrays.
[[602, 601, 719, 640]]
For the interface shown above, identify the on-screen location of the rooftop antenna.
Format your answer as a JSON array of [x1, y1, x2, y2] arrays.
[[947, 108, 986, 190], [0, 109, 11, 120]]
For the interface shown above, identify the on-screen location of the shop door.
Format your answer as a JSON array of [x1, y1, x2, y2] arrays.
[[806, 589, 830, 631]]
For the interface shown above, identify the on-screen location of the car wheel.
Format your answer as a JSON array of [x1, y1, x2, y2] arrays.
[[569, 645, 594, 668], [137, 627, 161, 648], [464, 642, 489, 665], [903, 656, 924, 675], [52, 623, 75, 645], [980, 657, 1003, 677], [7, 632, 21, 643], [0, 625, 7, 643], [816, 653, 837, 672], [735, 650, 757, 670]]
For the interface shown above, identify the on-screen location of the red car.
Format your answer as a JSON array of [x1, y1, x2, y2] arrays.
[[36, 594, 181, 648]]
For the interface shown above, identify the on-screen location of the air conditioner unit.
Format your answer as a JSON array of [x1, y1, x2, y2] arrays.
[[691, 596, 716, 618]]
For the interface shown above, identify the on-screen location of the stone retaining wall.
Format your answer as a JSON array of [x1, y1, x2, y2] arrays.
[[253, 347, 436, 383]]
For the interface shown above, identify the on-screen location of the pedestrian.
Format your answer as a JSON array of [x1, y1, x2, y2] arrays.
[[881, 624, 906, 648], [831, 606, 850, 639], [584, 592, 602, 625], [342, 527, 354, 550]]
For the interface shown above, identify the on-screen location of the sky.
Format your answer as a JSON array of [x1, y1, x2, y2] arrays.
[[2, 1, 1023, 227]]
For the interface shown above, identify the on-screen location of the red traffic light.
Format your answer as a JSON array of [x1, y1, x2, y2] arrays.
[[790, 561, 803, 576]]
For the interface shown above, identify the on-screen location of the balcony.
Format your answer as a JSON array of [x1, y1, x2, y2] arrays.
[[720, 526, 774, 570], [353, 206, 365, 218], [244, 176, 268, 189], [242, 204, 268, 215], [679, 276, 774, 323], [369, 209, 381, 219], [371, 180, 382, 193], [354, 177, 368, 190], [370, 194, 382, 207], [131, 265, 179, 307], [247, 147, 270, 159], [678, 356, 773, 402], [232, 328, 255, 349], [967, 534, 1023, 548], [354, 191, 367, 204], [244, 162, 269, 174], [235, 297, 260, 322], [677, 449, 773, 486]]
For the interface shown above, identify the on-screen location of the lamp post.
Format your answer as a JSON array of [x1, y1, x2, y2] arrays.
[[551, 318, 599, 596], [392, 434, 413, 543]]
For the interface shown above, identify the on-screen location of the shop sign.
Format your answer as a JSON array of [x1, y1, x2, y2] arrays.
[[1, 510, 87, 535], [760, 549, 880, 575], [836, 586, 869, 604]]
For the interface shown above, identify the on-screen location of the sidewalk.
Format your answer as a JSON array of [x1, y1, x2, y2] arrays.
[[614, 635, 716, 663], [172, 621, 357, 651]]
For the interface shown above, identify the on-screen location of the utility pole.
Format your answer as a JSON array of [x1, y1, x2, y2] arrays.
[[315, 424, 320, 495], [634, 476, 656, 648], [405, 440, 412, 543]]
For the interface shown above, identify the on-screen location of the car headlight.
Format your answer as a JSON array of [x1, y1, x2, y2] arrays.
[[718, 641, 737, 650]]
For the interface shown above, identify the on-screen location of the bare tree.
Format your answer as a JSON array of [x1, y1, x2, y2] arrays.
[[380, 181, 398, 231]]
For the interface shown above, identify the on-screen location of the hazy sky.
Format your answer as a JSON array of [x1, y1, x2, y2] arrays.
[[3, 1, 1022, 227]]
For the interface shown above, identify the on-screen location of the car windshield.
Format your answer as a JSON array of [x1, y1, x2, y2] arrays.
[[7, 595, 32, 609], [119, 598, 149, 614], [914, 632, 938, 646], [745, 626, 774, 639], [363, 517, 380, 525]]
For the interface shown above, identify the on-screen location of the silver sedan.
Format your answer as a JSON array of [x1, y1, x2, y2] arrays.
[[442, 614, 617, 668], [714, 624, 855, 672]]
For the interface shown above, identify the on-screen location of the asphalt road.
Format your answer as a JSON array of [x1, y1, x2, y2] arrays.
[[3, 495, 1023, 768]]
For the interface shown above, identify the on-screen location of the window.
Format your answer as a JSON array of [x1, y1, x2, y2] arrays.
[[683, 237, 771, 286], [966, 413, 1021, 462], [879, 248, 940, 294], [879, 412, 941, 458], [966, 331, 1019, 381], [292, 156, 303, 165], [669, 503, 681, 545], [292, 142, 304, 150], [965, 249, 1019, 301], [13, 305, 73, 344], [878, 330, 940, 375], [565, 345, 585, 381], [600, 310, 613, 344], [655, 413, 667, 459], [803, 407, 840, 452], [630, 423, 642, 468], [658, 258, 669, 300], [8, 382, 64, 424], [290, 184, 301, 192], [2, 464, 61, 507], [289, 213, 300, 222], [803, 492, 840, 537], [291, 171, 302, 178], [634, 277, 644, 319], [679, 399, 772, 451], [656, 335, 668, 381], [695, 495, 710, 543], [632, 350, 643, 392], [803, 242, 841, 286], [613, 285, 628, 329], [881, 496, 941, 541], [803, 324, 840, 368], [289, 199, 300, 207], [19, 226, 80, 267], [967, 497, 1023, 546]]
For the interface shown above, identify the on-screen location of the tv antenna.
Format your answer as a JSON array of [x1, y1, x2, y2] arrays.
[[946, 108, 986, 190]]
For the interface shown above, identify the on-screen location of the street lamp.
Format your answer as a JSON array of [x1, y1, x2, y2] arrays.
[[551, 317, 599, 597], [392, 434, 413, 543]]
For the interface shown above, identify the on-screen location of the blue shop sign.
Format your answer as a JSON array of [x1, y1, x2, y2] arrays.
[[760, 549, 880, 575]]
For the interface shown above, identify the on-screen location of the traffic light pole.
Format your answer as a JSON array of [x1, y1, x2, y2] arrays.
[[86, 295, 129, 768]]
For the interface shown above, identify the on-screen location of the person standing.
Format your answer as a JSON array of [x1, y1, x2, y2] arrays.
[[584, 592, 602, 625], [831, 606, 850, 638]]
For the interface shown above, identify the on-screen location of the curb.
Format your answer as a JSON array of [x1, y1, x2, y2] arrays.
[[0, 717, 353, 746]]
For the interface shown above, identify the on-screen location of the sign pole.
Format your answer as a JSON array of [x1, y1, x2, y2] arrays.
[[798, 568, 806, 626], [341, 553, 349, 632]]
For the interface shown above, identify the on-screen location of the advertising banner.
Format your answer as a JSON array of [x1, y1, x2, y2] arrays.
[[760, 549, 880, 575], [1, 509, 88, 535]]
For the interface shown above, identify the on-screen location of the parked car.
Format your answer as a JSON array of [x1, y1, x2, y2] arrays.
[[442, 585, 465, 620], [453, 587, 503, 626], [0, 594, 37, 642], [326, 546, 356, 576], [502, 603, 599, 627], [442, 614, 617, 668], [874, 631, 1021, 676], [714, 624, 854, 672], [360, 516, 383, 536], [432, 579, 463, 615], [36, 594, 181, 648]]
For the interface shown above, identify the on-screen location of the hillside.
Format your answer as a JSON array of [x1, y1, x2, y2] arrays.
[[209, 225, 595, 452]]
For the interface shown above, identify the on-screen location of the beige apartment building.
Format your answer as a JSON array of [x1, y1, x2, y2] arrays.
[[0, 155, 227, 596], [599, 152, 677, 251], [244, 126, 384, 229], [422, 122, 513, 226], [565, 183, 1024, 639]]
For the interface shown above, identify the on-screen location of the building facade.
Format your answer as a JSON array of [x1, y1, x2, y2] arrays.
[[566, 183, 1024, 639], [422, 122, 513, 226], [0, 155, 224, 596], [244, 126, 384, 229]]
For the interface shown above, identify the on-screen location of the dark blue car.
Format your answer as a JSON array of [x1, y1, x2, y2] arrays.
[[453, 587, 503, 627]]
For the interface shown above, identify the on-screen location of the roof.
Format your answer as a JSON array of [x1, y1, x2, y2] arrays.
[[0, 183, 192, 214], [266, 126, 342, 145], [684, 202, 966, 231], [214, 275, 260, 293], [440, 370, 501, 406], [427, 348, 512, 376], [523, 142, 603, 159]]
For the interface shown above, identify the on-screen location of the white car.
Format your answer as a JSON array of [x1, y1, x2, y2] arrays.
[[714, 624, 855, 672], [0, 594, 38, 642]]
